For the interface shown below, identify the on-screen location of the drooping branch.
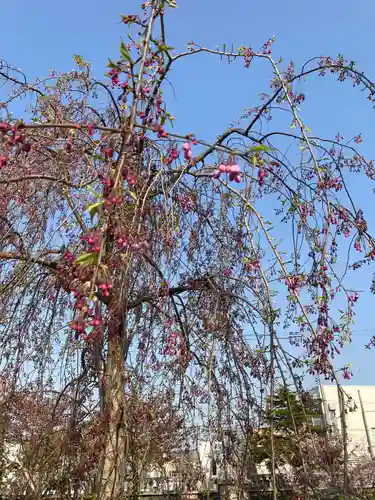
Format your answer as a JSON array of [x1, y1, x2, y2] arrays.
[[0, 251, 58, 271], [0, 174, 96, 189]]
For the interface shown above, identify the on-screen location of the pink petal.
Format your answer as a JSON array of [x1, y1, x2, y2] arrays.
[[229, 164, 240, 173]]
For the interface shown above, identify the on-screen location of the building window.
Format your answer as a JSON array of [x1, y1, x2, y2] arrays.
[[329, 408, 339, 433], [312, 417, 323, 427]]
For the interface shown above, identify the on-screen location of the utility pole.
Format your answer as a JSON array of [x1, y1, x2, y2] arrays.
[[318, 382, 337, 485], [338, 386, 349, 497], [319, 383, 331, 432], [358, 389, 374, 458]]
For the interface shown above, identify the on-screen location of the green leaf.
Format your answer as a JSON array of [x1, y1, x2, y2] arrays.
[[120, 14, 135, 26], [75, 252, 99, 266], [73, 54, 90, 68], [86, 201, 104, 219], [107, 58, 118, 69], [159, 44, 175, 52], [166, 113, 175, 128], [87, 186, 102, 199], [89, 153, 105, 161], [249, 145, 271, 153], [120, 39, 132, 63], [164, 0, 178, 8]]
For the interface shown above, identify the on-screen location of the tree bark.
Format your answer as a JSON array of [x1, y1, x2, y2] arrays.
[[97, 331, 126, 500], [0, 405, 8, 493]]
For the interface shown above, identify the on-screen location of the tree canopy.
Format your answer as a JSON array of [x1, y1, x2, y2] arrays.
[[1, 1, 375, 498]]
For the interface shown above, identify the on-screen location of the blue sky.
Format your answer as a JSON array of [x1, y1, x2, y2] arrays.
[[2, 0, 375, 384]]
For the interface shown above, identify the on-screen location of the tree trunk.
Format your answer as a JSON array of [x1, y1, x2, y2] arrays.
[[0, 406, 8, 495], [97, 332, 126, 500]]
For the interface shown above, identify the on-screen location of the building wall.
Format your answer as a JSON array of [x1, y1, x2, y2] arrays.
[[319, 385, 375, 456], [137, 440, 214, 493]]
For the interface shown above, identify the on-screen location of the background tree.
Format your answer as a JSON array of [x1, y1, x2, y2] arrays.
[[252, 387, 325, 468]]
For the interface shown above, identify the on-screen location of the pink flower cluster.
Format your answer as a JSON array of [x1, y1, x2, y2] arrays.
[[0, 155, 7, 169], [80, 231, 101, 253], [165, 147, 179, 165], [317, 176, 343, 192], [0, 121, 31, 159], [108, 68, 120, 86], [343, 365, 353, 380], [122, 14, 137, 24], [354, 240, 362, 252], [213, 163, 241, 183], [115, 233, 149, 253], [122, 167, 136, 186], [182, 142, 193, 161], [63, 250, 75, 262], [70, 294, 105, 342], [98, 282, 113, 297], [348, 292, 360, 304], [102, 145, 114, 159]]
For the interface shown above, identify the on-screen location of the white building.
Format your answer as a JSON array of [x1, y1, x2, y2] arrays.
[[317, 384, 375, 457]]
